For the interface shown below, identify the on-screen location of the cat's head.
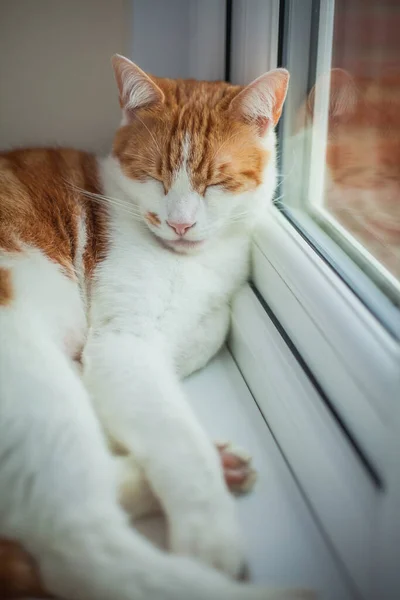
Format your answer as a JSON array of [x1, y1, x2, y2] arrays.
[[110, 55, 289, 253]]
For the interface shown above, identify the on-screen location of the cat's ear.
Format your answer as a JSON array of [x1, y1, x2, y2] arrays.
[[229, 69, 290, 135], [111, 54, 164, 120], [307, 69, 358, 120]]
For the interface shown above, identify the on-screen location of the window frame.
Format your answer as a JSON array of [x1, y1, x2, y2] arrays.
[[228, 1, 400, 599], [280, 0, 400, 304]]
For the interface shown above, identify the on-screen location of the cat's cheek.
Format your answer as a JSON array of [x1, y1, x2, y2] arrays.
[[204, 196, 228, 222]]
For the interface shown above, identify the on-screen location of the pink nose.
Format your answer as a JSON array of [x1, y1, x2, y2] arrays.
[[166, 221, 196, 236]]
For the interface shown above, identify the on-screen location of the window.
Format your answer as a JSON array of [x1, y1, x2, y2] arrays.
[[228, 2, 400, 599], [280, 0, 400, 314]]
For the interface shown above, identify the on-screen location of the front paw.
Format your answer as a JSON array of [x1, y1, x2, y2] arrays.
[[216, 441, 257, 495], [169, 495, 245, 579]]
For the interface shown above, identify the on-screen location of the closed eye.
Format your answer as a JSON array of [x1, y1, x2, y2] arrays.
[[207, 179, 230, 188]]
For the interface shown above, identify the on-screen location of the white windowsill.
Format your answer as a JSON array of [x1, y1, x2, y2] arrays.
[[137, 348, 354, 600]]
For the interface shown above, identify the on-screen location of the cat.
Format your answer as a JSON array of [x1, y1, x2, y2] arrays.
[[295, 68, 400, 281], [0, 54, 311, 600]]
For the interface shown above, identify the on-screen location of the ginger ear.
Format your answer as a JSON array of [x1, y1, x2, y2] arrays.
[[111, 54, 164, 119], [230, 69, 290, 135]]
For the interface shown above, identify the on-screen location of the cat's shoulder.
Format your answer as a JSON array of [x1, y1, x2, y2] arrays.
[[0, 147, 108, 278]]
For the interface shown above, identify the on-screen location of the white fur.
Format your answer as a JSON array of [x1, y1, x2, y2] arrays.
[[165, 134, 201, 226], [0, 107, 308, 598]]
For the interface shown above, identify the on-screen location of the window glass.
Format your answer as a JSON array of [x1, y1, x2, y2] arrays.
[[280, 0, 400, 304]]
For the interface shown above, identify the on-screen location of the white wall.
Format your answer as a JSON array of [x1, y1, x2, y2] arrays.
[[130, 0, 226, 81], [0, 0, 131, 154], [0, 0, 226, 154]]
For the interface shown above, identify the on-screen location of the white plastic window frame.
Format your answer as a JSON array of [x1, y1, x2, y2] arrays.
[[228, 2, 400, 600], [288, 0, 400, 303]]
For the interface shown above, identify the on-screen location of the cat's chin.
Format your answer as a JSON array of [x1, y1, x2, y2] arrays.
[[164, 238, 206, 254], [152, 233, 206, 254]]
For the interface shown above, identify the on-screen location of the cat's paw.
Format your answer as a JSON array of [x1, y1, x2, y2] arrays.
[[216, 441, 257, 494], [168, 442, 257, 577], [169, 494, 245, 578]]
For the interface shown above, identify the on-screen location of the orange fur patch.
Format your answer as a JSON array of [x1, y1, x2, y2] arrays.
[[113, 77, 269, 196], [146, 211, 161, 227], [0, 148, 108, 278], [0, 267, 12, 306]]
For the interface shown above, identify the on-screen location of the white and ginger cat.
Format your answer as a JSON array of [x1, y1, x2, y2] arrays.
[[0, 55, 310, 600]]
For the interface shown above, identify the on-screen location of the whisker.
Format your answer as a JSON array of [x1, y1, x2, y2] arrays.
[[122, 152, 157, 162], [90, 198, 143, 220], [276, 147, 300, 188], [134, 114, 163, 156], [272, 193, 285, 204], [210, 132, 241, 163], [63, 179, 144, 220], [63, 179, 141, 212]]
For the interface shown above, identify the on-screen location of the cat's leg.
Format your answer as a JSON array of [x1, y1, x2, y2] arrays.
[[0, 318, 288, 600], [115, 442, 257, 521], [115, 453, 161, 519], [84, 330, 247, 578]]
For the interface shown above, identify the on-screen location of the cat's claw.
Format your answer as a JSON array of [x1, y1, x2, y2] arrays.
[[216, 441, 258, 494]]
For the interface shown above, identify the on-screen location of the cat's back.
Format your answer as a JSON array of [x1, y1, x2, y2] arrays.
[[0, 147, 108, 278]]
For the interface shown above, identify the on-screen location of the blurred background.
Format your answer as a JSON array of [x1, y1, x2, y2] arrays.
[[0, 0, 226, 153]]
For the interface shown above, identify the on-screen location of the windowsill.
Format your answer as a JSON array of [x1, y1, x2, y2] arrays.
[[137, 348, 354, 600]]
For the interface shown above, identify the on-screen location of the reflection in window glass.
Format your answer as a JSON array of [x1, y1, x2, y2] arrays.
[[281, 0, 400, 300]]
